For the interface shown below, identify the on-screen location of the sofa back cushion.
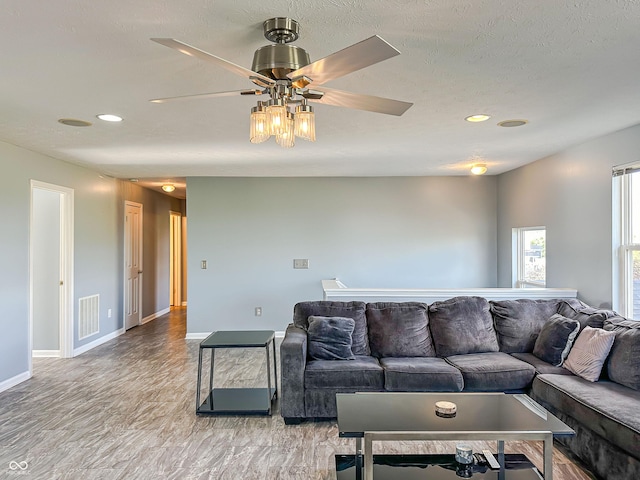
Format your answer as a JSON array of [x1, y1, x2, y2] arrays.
[[428, 296, 499, 357], [366, 302, 435, 358], [557, 299, 608, 330], [604, 317, 640, 390], [490, 299, 560, 353], [293, 301, 369, 355]]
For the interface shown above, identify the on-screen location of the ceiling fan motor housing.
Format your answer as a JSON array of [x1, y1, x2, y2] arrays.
[[251, 44, 310, 81]]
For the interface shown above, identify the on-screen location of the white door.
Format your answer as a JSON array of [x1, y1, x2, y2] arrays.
[[124, 201, 143, 330], [169, 211, 182, 307], [30, 180, 74, 362]]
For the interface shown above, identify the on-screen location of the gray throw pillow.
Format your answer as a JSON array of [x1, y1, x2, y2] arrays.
[[428, 296, 499, 357], [557, 300, 607, 331], [532, 314, 580, 367], [307, 316, 355, 361], [563, 326, 616, 382], [604, 317, 640, 390], [490, 299, 560, 353], [366, 302, 435, 358], [293, 301, 369, 355]]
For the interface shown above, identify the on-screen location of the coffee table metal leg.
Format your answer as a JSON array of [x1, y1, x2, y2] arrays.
[[196, 347, 204, 411], [265, 344, 273, 415], [271, 337, 278, 399], [355, 437, 363, 480], [543, 433, 554, 480], [364, 433, 373, 480], [209, 348, 215, 410]]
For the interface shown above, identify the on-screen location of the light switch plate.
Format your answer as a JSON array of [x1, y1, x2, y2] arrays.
[[293, 259, 309, 269]]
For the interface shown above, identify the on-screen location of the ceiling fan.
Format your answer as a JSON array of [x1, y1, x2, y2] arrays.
[[151, 18, 413, 147]]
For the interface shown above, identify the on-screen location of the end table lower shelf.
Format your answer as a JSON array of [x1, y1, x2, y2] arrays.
[[197, 387, 277, 415]]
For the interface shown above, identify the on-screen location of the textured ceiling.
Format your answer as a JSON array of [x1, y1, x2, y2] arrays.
[[2, 0, 640, 185]]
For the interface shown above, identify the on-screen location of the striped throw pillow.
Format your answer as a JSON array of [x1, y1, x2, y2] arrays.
[[563, 326, 616, 382]]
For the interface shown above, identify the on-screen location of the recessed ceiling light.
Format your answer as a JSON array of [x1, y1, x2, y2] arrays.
[[58, 118, 92, 127], [465, 114, 491, 123], [129, 178, 139, 182], [498, 119, 528, 127], [97, 114, 123, 122], [470, 164, 488, 175]]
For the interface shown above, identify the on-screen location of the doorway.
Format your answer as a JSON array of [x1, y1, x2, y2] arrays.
[[30, 180, 74, 362], [124, 201, 143, 330], [169, 211, 182, 307]]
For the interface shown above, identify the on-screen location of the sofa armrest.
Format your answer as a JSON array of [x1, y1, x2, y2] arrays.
[[280, 323, 308, 420]]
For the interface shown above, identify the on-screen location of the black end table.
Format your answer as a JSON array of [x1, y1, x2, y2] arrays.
[[196, 330, 277, 415]]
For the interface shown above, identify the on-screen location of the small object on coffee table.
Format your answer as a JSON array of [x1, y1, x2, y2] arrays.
[[482, 449, 501, 470], [455, 444, 473, 464], [435, 400, 457, 417]]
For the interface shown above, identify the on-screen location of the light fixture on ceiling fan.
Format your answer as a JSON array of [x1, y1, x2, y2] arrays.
[[150, 18, 413, 148]]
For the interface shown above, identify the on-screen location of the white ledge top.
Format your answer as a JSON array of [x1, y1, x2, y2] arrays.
[[321, 279, 577, 302]]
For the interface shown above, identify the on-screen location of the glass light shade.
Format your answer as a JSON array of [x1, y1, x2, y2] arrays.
[[266, 101, 287, 136], [294, 104, 316, 142], [470, 164, 488, 175], [276, 112, 295, 148], [161, 184, 175, 192], [250, 106, 270, 144]]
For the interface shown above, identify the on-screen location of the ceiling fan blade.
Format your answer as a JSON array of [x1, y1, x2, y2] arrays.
[[150, 89, 265, 103], [288, 36, 400, 86], [306, 86, 413, 116], [151, 38, 275, 87]]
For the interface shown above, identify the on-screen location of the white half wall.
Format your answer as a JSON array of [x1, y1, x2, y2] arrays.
[[186, 176, 498, 333], [497, 122, 640, 308]]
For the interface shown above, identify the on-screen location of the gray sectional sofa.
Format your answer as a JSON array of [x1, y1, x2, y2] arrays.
[[280, 297, 640, 480]]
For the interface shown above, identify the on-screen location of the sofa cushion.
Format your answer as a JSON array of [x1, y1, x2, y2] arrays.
[[563, 326, 616, 382], [511, 352, 574, 376], [307, 316, 355, 361], [366, 302, 435, 358], [294, 301, 370, 355], [445, 352, 536, 391], [557, 300, 607, 330], [428, 296, 499, 357], [604, 317, 640, 391], [532, 374, 640, 459], [304, 355, 384, 389], [490, 299, 560, 353], [532, 314, 580, 367], [380, 357, 464, 392]]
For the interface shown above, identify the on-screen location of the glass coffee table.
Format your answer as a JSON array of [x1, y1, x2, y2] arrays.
[[336, 392, 574, 480]]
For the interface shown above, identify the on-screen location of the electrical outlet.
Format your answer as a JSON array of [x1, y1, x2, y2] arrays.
[[255, 307, 262, 316], [293, 259, 309, 269], [107, 308, 112, 318], [201, 260, 207, 269]]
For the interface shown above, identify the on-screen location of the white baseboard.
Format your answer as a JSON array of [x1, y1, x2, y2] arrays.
[[185, 330, 286, 340], [73, 328, 125, 356], [185, 332, 211, 340], [141, 307, 170, 325], [0, 371, 31, 394], [181, 301, 187, 307], [33, 350, 60, 358]]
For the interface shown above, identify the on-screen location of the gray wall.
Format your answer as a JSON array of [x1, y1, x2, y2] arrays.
[[497, 123, 640, 308], [0, 140, 121, 384], [186, 176, 498, 333]]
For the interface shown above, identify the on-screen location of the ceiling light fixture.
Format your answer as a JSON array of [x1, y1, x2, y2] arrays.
[[162, 184, 176, 193], [96, 114, 123, 122], [465, 114, 491, 123], [471, 164, 488, 175], [498, 119, 528, 127], [58, 118, 92, 127]]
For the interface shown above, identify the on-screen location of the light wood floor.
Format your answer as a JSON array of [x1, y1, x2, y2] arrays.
[[0, 308, 597, 479]]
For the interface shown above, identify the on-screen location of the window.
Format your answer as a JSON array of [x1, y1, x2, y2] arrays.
[[613, 165, 640, 318], [513, 227, 546, 287]]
